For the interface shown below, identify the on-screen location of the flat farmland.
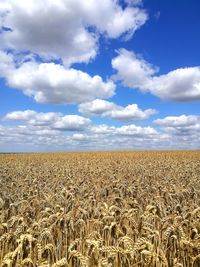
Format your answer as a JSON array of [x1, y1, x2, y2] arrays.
[[0, 151, 200, 267]]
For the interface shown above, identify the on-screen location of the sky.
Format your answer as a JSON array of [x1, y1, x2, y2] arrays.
[[0, 0, 200, 152]]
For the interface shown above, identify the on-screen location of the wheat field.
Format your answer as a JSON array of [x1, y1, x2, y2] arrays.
[[0, 151, 200, 267]]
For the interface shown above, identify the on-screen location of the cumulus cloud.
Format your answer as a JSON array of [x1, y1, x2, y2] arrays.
[[154, 115, 200, 127], [115, 124, 158, 136], [79, 99, 156, 121], [90, 123, 158, 137], [0, 51, 115, 104], [0, 124, 65, 152], [4, 110, 65, 126], [154, 115, 200, 142], [4, 110, 37, 121], [53, 115, 91, 131], [2, 109, 159, 140], [4, 110, 91, 131], [150, 68, 200, 101], [0, 50, 13, 76], [1, 110, 200, 151], [112, 49, 200, 101], [71, 133, 89, 141], [0, 0, 147, 65], [90, 124, 116, 135], [1, 109, 160, 152], [112, 49, 158, 89], [0, 1, 147, 106]]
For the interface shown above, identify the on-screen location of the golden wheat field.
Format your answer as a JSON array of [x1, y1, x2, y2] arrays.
[[0, 151, 200, 267]]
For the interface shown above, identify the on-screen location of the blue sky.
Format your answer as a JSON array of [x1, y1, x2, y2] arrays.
[[0, 0, 200, 152]]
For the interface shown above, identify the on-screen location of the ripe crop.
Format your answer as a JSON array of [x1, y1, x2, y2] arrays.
[[0, 151, 200, 266]]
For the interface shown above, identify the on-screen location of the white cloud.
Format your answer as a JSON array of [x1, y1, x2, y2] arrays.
[[4, 110, 36, 121], [79, 99, 156, 121], [1, 109, 159, 152], [88, 4, 147, 39], [1, 110, 200, 151], [0, 0, 147, 66], [53, 115, 91, 131], [115, 124, 158, 136], [154, 115, 200, 127], [112, 49, 200, 101], [79, 99, 115, 115], [71, 133, 89, 141], [149, 68, 200, 101], [4, 110, 63, 126], [4, 110, 91, 131], [90, 124, 116, 135], [112, 49, 158, 88], [0, 52, 115, 104], [2, 109, 159, 142], [90, 123, 158, 137], [0, 2, 147, 106], [154, 115, 200, 144], [0, 50, 13, 76]]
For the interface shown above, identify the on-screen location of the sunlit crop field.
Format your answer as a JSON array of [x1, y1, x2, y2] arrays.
[[0, 151, 200, 267]]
